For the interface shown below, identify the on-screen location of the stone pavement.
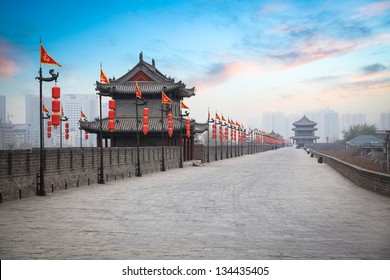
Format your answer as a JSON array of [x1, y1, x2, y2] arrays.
[[0, 147, 389, 259]]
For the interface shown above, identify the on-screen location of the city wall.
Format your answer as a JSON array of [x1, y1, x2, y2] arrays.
[[309, 149, 390, 197], [0, 146, 181, 203]]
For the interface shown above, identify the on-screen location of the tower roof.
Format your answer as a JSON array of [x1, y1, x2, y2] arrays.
[[293, 115, 317, 126], [96, 52, 195, 98]]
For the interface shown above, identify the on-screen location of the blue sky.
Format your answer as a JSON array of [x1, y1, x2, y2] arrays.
[[1, 0, 389, 127]]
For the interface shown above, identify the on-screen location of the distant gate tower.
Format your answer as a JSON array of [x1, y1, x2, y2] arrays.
[[290, 115, 319, 148]]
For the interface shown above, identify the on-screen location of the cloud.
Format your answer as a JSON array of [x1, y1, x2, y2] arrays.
[[189, 60, 260, 92], [361, 63, 388, 74], [0, 39, 20, 80], [353, 1, 390, 19]]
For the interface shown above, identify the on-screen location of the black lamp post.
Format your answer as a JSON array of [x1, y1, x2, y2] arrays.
[[160, 86, 171, 171], [134, 96, 147, 176], [179, 109, 189, 168], [97, 92, 105, 184], [35, 68, 59, 196], [59, 114, 68, 148], [207, 117, 214, 163], [220, 121, 226, 160]]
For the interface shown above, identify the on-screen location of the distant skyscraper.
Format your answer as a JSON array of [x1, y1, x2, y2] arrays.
[[340, 113, 366, 132], [0, 95, 6, 123], [380, 113, 390, 130], [262, 112, 290, 139], [306, 109, 339, 142]]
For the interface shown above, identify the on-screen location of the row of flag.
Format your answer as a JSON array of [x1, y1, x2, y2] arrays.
[[42, 104, 86, 119]]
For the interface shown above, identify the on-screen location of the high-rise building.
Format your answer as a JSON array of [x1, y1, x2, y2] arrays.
[[340, 113, 366, 132], [262, 112, 290, 139], [380, 112, 390, 130], [306, 109, 339, 142], [0, 95, 5, 124]]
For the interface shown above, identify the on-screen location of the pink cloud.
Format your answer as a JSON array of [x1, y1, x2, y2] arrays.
[[0, 40, 20, 80], [189, 61, 260, 92], [353, 1, 390, 19]]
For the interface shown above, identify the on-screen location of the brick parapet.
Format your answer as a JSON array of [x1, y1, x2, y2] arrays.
[[310, 149, 390, 197]]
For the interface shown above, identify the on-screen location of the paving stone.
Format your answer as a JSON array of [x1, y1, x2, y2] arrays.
[[0, 147, 389, 259]]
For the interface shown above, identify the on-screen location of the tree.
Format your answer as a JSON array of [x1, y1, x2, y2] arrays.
[[342, 123, 377, 142]]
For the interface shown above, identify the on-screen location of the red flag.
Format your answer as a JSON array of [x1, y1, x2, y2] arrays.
[[40, 43, 61, 67], [162, 91, 172, 104], [180, 101, 189, 109], [215, 113, 220, 120], [42, 104, 49, 113], [136, 82, 142, 99], [222, 115, 226, 122], [81, 110, 86, 119], [100, 67, 110, 84]]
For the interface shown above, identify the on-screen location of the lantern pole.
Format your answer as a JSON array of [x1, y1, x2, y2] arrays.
[[35, 67, 58, 196], [207, 118, 214, 163], [220, 121, 226, 160], [160, 86, 171, 172], [134, 97, 147, 177], [98, 93, 105, 184], [179, 108, 189, 168]]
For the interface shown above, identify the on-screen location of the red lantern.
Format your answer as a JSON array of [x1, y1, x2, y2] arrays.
[[143, 124, 148, 135], [52, 113, 60, 127], [47, 120, 51, 127], [225, 127, 228, 140], [65, 122, 69, 128], [143, 116, 149, 125], [167, 113, 173, 121], [212, 124, 216, 139], [186, 130, 191, 137], [65, 133, 69, 140], [168, 127, 173, 137], [109, 99, 116, 110], [52, 85, 60, 99], [108, 109, 115, 119], [143, 107, 149, 117], [185, 118, 191, 138], [47, 132, 51, 138], [108, 119, 115, 132], [52, 99, 60, 113], [85, 131, 89, 140], [47, 126, 51, 133], [219, 125, 223, 139]]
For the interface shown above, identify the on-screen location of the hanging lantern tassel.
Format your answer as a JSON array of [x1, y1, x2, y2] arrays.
[[185, 118, 191, 138], [167, 113, 173, 137]]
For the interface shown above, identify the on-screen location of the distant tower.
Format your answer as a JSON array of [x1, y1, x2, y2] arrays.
[[290, 115, 319, 148]]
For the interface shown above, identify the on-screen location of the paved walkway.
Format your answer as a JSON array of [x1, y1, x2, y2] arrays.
[[0, 147, 389, 259]]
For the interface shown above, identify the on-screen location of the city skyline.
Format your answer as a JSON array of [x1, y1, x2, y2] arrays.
[[0, 0, 389, 127]]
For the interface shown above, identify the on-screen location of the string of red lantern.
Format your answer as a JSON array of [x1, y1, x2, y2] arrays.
[[65, 122, 69, 140], [143, 107, 149, 135], [167, 113, 173, 137], [185, 118, 191, 138], [47, 120, 51, 138], [108, 99, 115, 132], [51, 85, 60, 128]]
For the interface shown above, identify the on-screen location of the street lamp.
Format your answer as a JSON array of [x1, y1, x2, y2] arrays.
[[179, 108, 189, 168], [59, 114, 68, 148], [35, 68, 59, 196], [134, 96, 147, 176], [97, 92, 105, 184], [160, 86, 171, 171]]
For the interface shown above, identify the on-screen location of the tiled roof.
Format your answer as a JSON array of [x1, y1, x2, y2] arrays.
[[293, 115, 317, 126], [80, 117, 208, 134], [96, 82, 195, 97]]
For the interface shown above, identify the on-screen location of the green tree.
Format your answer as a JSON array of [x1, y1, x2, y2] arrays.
[[342, 123, 377, 142]]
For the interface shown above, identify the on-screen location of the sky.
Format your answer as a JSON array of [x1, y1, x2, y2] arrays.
[[0, 0, 389, 127]]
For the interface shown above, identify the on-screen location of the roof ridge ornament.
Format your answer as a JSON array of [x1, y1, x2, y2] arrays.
[[139, 51, 143, 62]]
